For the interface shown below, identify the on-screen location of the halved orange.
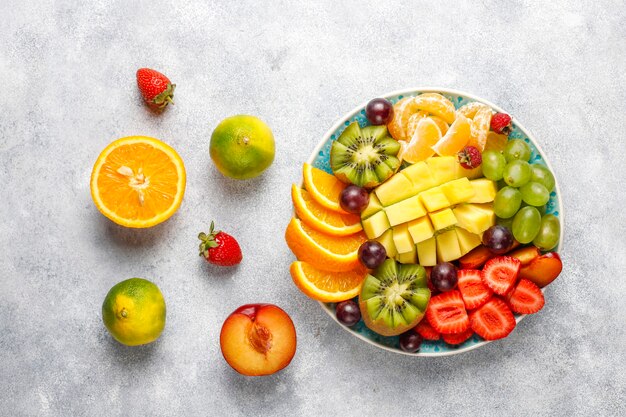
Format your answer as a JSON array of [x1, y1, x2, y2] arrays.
[[302, 163, 346, 213], [90, 136, 186, 228], [413, 93, 457, 124], [468, 106, 493, 151], [398, 117, 442, 163], [431, 114, 471, 156], [285, 218, 366, 272], [292, 185, 362, 236], [290, 261, 367, 302]]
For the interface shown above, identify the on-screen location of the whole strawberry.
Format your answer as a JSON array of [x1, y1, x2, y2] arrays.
[[490, 113, 512, 134], [136, 68, 176, 110], [457, 146, 482, 169], [198, 221, 242, 266]]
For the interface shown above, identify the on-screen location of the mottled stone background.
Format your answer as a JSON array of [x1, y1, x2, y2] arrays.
[[1, 1, 624, 416]]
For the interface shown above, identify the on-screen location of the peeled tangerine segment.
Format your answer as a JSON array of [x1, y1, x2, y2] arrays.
[[399, 117, 442, 164], [413, 93, 457, 124], [467, 106, 492, 151], [431, 114, 471, 156], [387, 97, 421, 141], [405, 111, 429, 139], [456, 101, 489, 119]]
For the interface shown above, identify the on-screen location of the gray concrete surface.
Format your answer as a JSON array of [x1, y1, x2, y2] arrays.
[[1, 1, 625, 416]]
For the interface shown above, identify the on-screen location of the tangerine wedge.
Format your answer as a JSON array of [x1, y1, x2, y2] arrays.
[[387, 97, 420, 141], [285, 218, 366, 272], [90, 136, 186, 228], [429, 116, 449, 136], [457, 101, 489, 119], [290, 261, 367, 302], [399, 117, 442, 163], [413, 93, 457, 124], [431, 114, 472, 156], [468, 106, 492, 151], [291, 185, 362, 236], [302, 163, 346, 213]]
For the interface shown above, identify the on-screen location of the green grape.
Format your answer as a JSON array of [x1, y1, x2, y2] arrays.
[[530, 164, 555, 192], [503, 160, 531, 187], [504, 139, 531, 162], [512, 206, 541, 244], [496, 216, 514, 230], [482, 150, 507, 181], [533, 214, 560, 250], [494, 186, 522, 218], [519, 181, 550, 206]]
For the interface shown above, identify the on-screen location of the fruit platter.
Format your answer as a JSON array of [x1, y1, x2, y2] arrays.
[[286, 88, 563, 356]]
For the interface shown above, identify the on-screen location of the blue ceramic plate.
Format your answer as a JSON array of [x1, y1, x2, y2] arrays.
[[306, 88, 564, 356]]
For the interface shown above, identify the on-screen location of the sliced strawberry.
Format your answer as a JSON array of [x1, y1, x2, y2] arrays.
[[442, 328, 474, 346], [481, 256, 521, 295], [457, 269, 493, 310], [470, 298, 516, 340], [508, 279, 545, 314], [414, 319, 440, 341], [425, 290, 469, 335]]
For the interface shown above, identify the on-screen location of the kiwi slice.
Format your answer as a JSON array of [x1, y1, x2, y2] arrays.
[[359, 259, 431, 336], [330, 122, 400, 188]]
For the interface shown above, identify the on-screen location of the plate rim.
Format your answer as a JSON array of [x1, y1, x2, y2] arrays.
[[304, 87, 564, 357]]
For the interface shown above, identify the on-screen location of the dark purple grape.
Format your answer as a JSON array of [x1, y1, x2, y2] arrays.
[[430, 262, 458, 292], [482, 225, 514, 254], [365, 98, 394, 125], [358, 241, 387, 269], [336, 300, 361, 326], [399, 331, 423, 353], [340, 185, 369, 214]]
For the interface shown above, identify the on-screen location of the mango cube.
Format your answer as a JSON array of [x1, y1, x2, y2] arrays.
[[361, 193, 383, 219], [396, 245, 417, 264], [453, 203, 495, 235], [455, 162, 483, 180], [416, 237, 437, 266], [467, 179, 497, 203], [375, 174, 415, 206], [392, 223, 414, 254], [407, 216, 434, 244], [375, 229, 397, 258], [419, 186, 450, 212], [400, 162, 435, 192], [440, 177, 476, 205], [436, 229, 463, 262], [455, 227, 482, 255], [426, 156, 457, 185], [429, 208, 458, 230], [385, 196, 426, 226], [362, 210, 390, 239]]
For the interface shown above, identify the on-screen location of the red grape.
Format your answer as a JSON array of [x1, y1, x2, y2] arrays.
[[430, 262, 458, 291], [365, 98, 394, 125], [482, 225, 514, 254], [399, 331, 423, 353], [340, 185, 369, 214], [335, 300, 361, 326], [358, 241, 387, 269]]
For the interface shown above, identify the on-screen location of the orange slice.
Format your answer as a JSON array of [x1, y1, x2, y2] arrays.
[[413, 93, 457, 124], [429, 116, 449, 136], [290, 261, 367, 302], [285, 218, 366, 272], [399, 117, 442, 163], [457, 101, 489, 119], [90, 136, 186, 228], [431, 114, 472, 156], [302, 163, 346, 213], [387, 97, 420, 141], [484, 132, 509, 152], [468, 106, 492, 151], [292, 185, 362, 236]]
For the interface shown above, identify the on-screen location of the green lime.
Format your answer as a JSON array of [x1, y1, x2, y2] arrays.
[[102, 278, 166, 346], [210, 115, 275, 179]]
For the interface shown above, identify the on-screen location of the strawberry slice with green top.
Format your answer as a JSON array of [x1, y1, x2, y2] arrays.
[[425, 290, 469, 335], [481, 256, 521, 295], [414, 319, 440, 341], [470, 298, 516, 340], [457, 269, 493, 310], [442, 328, 474, 346], [507, 279, 545, 314]]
